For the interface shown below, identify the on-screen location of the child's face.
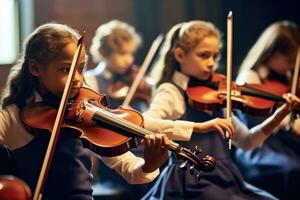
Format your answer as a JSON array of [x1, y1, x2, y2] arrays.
[[36, 41, 86, 98], [176, 36, 220, 81], [104, 40, 138, 74], [267, 52, 295, 75]]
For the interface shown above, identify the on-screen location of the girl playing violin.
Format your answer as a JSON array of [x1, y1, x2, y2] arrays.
[[0, 23, 170, 200], [86, 20, 152, 112], [234, 20, 300, 200], [141, 20, 300, 200], [85, 20, 155, 199]]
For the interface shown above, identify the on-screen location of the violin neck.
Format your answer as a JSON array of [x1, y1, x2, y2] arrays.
[[241, 84, 285, 102], [91, 107, 181, 153], [86, 104, 216, 173]]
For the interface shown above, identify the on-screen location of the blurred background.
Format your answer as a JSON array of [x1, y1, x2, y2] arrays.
[[1, 0, 300, 90], [0, 0, 299, 199]]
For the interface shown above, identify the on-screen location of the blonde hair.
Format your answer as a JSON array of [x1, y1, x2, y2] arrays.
[[239, 21, 300, 73], [1, 23, 83, 108], [89, 20, 142, 63], [151, 20, 222, 86]]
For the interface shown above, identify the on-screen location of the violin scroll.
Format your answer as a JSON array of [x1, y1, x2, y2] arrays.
[[174, 144, 216, 180]]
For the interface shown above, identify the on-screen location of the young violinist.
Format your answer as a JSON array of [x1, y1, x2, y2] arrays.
[[86, 19, 152, 112], [234, 20, 300, 200], [85, 20, 155, 199], [0, 23, 170, 200], [141, 20, 300, 200]]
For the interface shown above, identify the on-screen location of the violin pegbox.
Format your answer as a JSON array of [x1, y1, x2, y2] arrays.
[[176, 145, 216, 182]]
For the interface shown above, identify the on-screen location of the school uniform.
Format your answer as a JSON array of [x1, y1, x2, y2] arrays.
[[85, 63, 153, 199], [142, 71, 277, 200], [0, 92, 158, 200]]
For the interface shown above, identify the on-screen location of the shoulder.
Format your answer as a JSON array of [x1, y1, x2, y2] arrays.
[[0, 105, 19, 142], [154, 82, 185, 104], [0, 104, 24, 130], [156, 82, 183, 97], [152, 82, 186, 114], [0, 104, 34, 150]]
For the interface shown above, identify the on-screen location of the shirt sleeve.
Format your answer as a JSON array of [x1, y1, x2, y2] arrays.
[[143, 83, 194, 141], [0, 105, 34, 150], [100, 151, 159, 184], [232, 115, 269, 150]]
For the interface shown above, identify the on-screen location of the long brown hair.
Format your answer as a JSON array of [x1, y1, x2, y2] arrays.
[[152, 20, 222, 87], [239, 21, 300, 73], [0, 23, 81, 109]]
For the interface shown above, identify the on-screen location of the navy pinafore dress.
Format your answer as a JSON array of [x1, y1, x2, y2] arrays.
[[12, 131, 93, 200], [142, 83, 277, 200], [92, 66, 152, 200]]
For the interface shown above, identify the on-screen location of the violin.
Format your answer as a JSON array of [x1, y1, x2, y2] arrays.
[[257, 75, 299, 98], [186, 73, 298, 116], [107, 66, 153, 103], [21, 87, 216, 174], [0, 176, 32, 200]]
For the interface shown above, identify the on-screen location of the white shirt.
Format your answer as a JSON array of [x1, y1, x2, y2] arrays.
[[143, 71, 272, 150], [0, 93, 158, 184]]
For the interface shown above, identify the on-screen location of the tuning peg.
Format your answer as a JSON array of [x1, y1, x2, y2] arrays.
[[179, 161, 188, 171], [189, 165, 195, 175], [194, 145, 202, 155]]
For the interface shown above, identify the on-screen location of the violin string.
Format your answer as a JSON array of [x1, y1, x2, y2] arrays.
[[88, 103, 179, 150]]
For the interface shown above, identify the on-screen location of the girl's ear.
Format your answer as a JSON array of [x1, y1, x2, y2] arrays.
[[174, 48, 185, 64], [28, 59, 41, 77]]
